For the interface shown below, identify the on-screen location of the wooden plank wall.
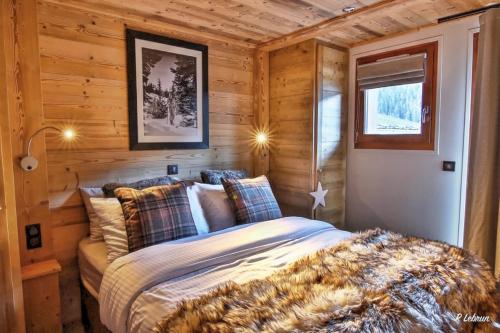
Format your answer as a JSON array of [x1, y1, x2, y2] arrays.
[[0, 0, 26, 331], [9, 0, 54, 268], [315, 44, 347, 227], [268, 39, 347, 225], [36, 0, 255, 327], [269, 40, 317, 218]]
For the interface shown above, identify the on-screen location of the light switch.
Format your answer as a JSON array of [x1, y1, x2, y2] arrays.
[[442, 161, 455, 172]]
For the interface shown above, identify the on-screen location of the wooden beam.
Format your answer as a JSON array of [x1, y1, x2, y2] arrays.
[[9, 0, 53, 265], [257, 0, 406, 51], [0, 0, 26, 331], [253, 49, 270, 177]]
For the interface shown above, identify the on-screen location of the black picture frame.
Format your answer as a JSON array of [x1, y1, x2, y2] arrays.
[[126, 29, 209, 150]]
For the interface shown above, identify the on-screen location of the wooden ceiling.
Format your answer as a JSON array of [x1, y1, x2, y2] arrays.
[[46, 0, 498, 48]]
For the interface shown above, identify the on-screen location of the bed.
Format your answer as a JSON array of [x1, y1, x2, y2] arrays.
[[78, 176, 497, 333], [89, 217, 496, 333]]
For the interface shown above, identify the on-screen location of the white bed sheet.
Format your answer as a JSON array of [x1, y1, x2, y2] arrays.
[[78, 238, 109, 299], [99, 217, 351, 333]]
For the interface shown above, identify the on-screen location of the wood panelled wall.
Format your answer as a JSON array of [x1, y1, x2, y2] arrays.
[[269, 40, 317, 218], [0, 0, 26, 331], [7, 1, 347, 328], [315, 44, 347, 226], [268, 39, 347, 225], [33, 0, 255, 327]]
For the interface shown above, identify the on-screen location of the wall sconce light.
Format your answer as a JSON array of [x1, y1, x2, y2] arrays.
[[20, 126, 76, 172], [252, 128, 270, 158], [255, 131, 268, 147]]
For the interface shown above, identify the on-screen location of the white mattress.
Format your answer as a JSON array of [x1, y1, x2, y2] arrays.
[[78, 238, 109, 299]]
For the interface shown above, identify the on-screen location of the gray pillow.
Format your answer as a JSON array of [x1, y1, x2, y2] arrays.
[[200, 169, 248, 185], [102, 176, 177, 197]]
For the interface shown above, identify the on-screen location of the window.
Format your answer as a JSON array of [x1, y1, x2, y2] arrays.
[[355, 42, 438, 149]]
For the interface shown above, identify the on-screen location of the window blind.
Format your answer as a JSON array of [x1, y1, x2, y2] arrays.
[[357, 53, 427, 90]]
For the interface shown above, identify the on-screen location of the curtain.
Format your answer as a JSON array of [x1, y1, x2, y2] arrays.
[[464, 8, 500, 277]]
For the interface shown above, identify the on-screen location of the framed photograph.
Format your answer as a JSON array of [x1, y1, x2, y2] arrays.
[[126, 29, 209, 150]]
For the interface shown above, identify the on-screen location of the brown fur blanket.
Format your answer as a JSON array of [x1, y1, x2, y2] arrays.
[[154, 229, 498, 333]]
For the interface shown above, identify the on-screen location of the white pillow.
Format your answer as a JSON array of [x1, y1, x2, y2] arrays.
[[186, 185, 210, 234], [90, 197, 128, 263], [193, 182, 236, 232], [80, 187, 105, 241]]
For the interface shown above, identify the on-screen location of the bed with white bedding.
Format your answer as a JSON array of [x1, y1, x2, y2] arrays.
[[99, 217, 351, 333], [80, 176, 497, 332]]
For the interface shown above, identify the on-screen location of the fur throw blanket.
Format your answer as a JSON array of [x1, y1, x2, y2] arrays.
[[154, 229, 497, 333]]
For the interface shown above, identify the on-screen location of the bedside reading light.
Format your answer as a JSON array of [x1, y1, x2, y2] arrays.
[[20, 126, 76, 172]]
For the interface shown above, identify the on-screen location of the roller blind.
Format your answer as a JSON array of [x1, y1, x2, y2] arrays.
[[357, 53, 427, 90]]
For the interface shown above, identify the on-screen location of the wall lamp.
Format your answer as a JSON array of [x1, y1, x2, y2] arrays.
[[252, 127, 270, 158], [255, 131, 268, 147], [20, 126, 76, 172]]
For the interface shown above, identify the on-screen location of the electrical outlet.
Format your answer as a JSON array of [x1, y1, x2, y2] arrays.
[[167, 164, 178, 175], [25, 224, 42, 249]]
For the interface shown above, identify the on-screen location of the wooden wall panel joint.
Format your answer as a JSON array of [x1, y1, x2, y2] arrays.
[[253, 49, 269, 177]]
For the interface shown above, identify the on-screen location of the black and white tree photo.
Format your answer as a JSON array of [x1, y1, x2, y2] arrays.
[[126, 29, 208, 150], [142, 48, 197, 136]]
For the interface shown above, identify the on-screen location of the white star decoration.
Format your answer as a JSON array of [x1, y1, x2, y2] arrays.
[[310, 182, 328, 210]]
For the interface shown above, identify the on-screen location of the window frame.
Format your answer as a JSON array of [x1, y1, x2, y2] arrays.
[[354, 42, 438, 150]]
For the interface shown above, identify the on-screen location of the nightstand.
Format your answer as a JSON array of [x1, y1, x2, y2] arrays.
[[21, 259, 62, 333]]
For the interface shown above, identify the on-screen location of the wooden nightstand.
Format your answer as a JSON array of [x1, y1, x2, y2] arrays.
[[21, 259, 62, 333]]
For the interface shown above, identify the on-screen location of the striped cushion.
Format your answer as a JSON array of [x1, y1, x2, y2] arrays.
[[221, 175, 282, 224], [80, 187, 105, 240], [114, 183, 197, 252]]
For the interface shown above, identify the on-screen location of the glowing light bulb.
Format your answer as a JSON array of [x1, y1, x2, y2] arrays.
[[256, 132, 268, 145], [62, 128, 76, 141]]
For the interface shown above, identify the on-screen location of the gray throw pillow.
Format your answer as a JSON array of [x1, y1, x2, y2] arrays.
[[200, 169, 248, 185], [102, 176, 177, 197]]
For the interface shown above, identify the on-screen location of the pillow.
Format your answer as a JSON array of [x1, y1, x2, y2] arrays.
[[200, 169, 248, 185], [192, 183, 236, 232], [80, 187, 105, 241], [114, 183, 197, 252], [102, 176, 177, 197], [186, 185, 210, 234], [221, 175, 282, 224], [90, 197, 128, 263]]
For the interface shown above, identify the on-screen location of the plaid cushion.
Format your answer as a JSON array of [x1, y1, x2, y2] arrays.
[[221, 175, 282, 224], [102, 176, 177, 197], [114, 183, 197, 252], [200, 169, 248, 185]]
